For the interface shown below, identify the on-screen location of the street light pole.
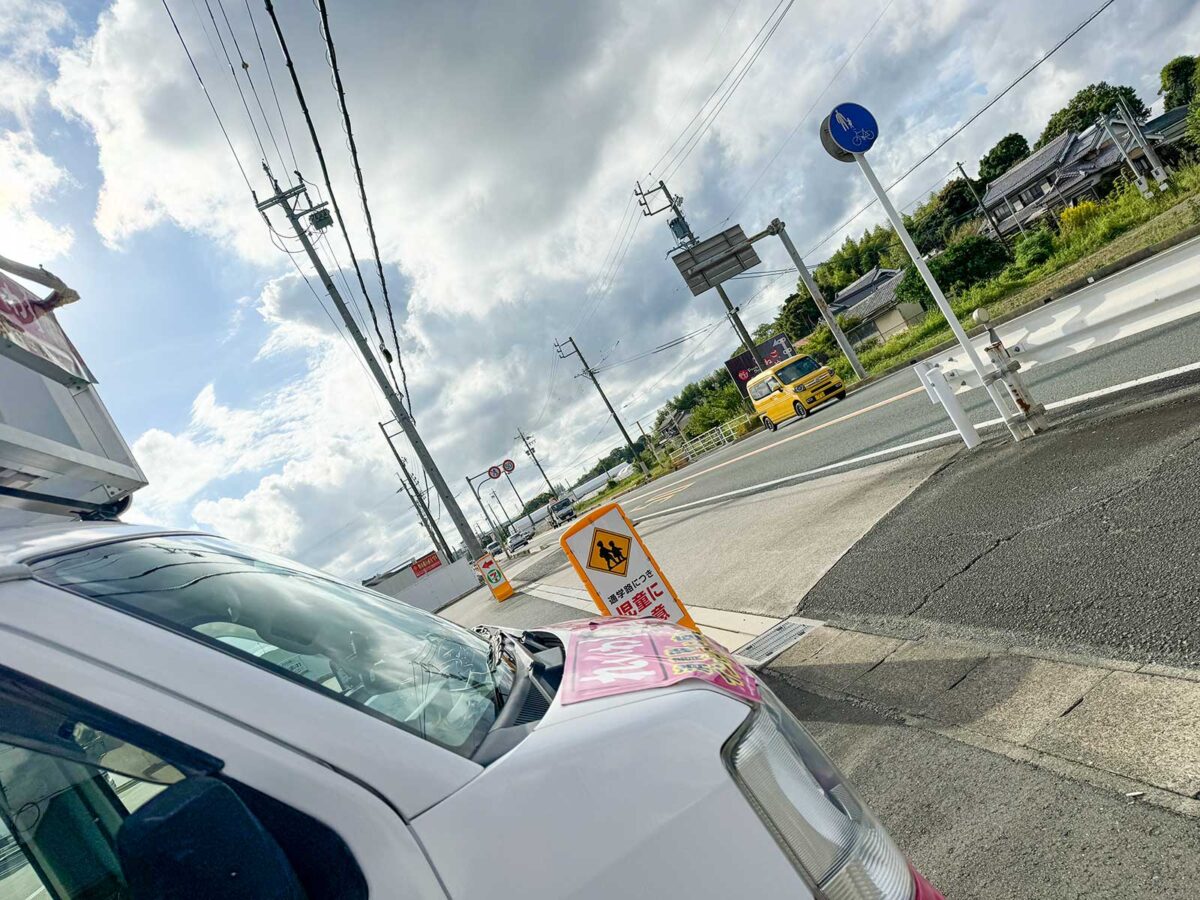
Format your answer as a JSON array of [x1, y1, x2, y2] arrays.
[[768, 219, 866, 380], [465, 474, 505, 551], [257, 176, 484, 559], [556, 336, 650, 478]]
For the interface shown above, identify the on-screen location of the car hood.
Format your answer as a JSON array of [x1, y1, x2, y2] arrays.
[[530, 617, 761, 724]]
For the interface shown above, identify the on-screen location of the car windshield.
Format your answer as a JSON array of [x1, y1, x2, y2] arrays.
[[775, 357, 822, 384], [31, 534, 507, 757]]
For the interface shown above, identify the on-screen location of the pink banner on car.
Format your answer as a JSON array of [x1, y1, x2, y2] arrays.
[[557, 618, 761, 706]]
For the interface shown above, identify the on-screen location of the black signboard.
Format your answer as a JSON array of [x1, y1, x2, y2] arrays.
[[724, 333, 795, 397]]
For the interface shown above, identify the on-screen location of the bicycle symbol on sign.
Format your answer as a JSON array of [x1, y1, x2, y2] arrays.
[[851, 128, 875, 147]]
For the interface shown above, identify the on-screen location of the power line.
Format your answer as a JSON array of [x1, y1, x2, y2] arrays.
[[723, 0, 896, 222], [213, 0, 289, 177], [260, 0, 403, 401], [242, 0, 300, 173], [804, 0, 1117, 258], [646, 0, 789, 181], [315, 0, 411, 413], [201, 0, 273, 170], [161, 0, 254, 193], [660, 0, 798, 184]]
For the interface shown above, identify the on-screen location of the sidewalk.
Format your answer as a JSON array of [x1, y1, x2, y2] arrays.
[[798, 376, 1200, 667]]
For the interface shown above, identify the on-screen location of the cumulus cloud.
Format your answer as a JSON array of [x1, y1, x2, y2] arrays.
[[33, 0, 1200, 577]]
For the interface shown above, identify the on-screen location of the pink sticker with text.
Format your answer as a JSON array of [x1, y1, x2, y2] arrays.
[[557, 618, 761, 706]]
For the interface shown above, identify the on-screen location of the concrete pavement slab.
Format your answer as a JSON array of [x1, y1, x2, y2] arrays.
[[800, 386, 1200, 666], [1029, 670, 1200, 797], [850, 638, 989, 714], [927, 654, 1111, 744], [766, 678, 1200, 900], [771, 628, 906, 693]]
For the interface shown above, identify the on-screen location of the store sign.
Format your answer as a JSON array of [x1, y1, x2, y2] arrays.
[[724, 333, 794, 396], [477, 553, 514, 602], [0, 273, 91, 386], [561, 502, 695, 631], [411, 551, 443, 578]]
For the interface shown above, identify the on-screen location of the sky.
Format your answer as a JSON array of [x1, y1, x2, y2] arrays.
[[4, 0, 1198, 580]]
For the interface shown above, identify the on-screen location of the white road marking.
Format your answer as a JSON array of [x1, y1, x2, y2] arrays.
[[638, 359, 1200, 522]]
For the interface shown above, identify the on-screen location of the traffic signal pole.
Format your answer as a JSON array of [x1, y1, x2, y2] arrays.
[[556, 336, 650, 478], [258, 176, 484, 559]]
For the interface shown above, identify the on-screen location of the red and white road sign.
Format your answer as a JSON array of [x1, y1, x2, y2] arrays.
[[560, 502, 696, 630], [487, 465, 502, 480], [502, 458, 515, 474]]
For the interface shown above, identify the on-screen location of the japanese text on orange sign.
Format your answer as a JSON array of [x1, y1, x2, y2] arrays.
[[560, 502, 696, 631]]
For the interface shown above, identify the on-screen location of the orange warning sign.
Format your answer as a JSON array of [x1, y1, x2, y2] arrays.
[[561, 502, 696, 631], [585, 528, 632, 578]]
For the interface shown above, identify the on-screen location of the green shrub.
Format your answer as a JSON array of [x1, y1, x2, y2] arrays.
[[1059, 201, 1100, 237], [895, 234, 1009, 309], [1014, 228, 1056, 269]]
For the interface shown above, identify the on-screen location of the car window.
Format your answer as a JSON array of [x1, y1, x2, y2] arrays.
[[775, 356, 821, 384], [765, 376, 782, 392], [748, 380, 771, 401], [31, 535, 510, 758], [0, 672, 366, 900]]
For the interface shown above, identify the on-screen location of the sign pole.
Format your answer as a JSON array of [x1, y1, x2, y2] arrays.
[[505, 471, 535, 531], [853, 152, 1021, 439], [466, 474, 505, 551], [769, 220, 866, 381]]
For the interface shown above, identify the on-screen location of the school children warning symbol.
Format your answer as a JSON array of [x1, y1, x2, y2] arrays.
[[586, 528, 631, 577]]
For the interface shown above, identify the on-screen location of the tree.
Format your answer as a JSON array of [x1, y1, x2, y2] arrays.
[[774, 289, 820, 342], [1036, 82, 1149, 149], [894, 234, 1009, 309], [906, 178, 981, 255], [978, 133, 1030, 185], [1160, 55, 1198, 109]]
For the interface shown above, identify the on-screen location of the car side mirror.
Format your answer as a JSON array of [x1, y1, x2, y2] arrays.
[[117, 776, 304, 900]]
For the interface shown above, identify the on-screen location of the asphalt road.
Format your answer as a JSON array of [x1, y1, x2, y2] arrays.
[[608, 304, 1200, 523]]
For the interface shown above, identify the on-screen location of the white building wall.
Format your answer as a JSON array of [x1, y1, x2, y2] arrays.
[[368, 558, 480, 613]]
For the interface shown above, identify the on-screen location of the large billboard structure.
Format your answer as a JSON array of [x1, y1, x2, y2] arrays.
[[0, 259, 147, 523]]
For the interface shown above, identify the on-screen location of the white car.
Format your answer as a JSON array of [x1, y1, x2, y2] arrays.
[[505, 531, 532, 553], [0, 520, 942, 900]]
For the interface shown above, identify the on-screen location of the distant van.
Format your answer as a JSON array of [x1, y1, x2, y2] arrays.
[[746, 354, 845, 431]]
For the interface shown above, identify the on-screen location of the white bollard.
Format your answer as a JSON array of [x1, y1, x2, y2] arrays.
[[917, 362, 981, 450]]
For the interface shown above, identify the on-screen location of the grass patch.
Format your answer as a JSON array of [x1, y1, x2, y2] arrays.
[[838, 169, 1200, 377]]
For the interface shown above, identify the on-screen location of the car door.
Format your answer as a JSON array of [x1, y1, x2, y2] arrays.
[[0, 581, 451, 899], [762, 375, 789, 421]]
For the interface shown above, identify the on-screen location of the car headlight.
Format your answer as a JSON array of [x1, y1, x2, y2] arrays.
[[725, 687, 924, 899]]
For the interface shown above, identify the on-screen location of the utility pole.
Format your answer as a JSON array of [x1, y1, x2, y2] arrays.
[[380, 422, 452, 559], [636, 178, 766, 371], [955, 162, 1007, 248], [380, 422, 452, 560], [504, 471, 535, 531], [491, 489, 512, 531], [556, 336, 650, 478], [636, 419, 667, 468], [517, 427, 556, 497], [258, 172, 484, 559]]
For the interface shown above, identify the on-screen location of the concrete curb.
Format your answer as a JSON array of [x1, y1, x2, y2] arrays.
[[766, 623, 1200, 818]]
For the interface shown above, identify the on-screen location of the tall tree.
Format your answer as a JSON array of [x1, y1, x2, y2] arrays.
[[978, 133, 1030, 185], [1160, 55, 1198, 109], [1036, 82, 1150, 148]]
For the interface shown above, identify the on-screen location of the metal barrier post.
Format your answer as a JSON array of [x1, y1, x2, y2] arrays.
[[916, 362, 981, 449]]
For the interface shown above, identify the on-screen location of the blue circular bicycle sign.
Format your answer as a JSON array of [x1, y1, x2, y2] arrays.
[[827, 103, 878, 154]]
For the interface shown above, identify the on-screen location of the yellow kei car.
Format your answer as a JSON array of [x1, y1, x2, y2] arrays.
[[746, 354, 845, 431]]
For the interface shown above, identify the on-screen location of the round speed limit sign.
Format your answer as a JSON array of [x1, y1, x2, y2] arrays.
[[502, 459, 515, 474]]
